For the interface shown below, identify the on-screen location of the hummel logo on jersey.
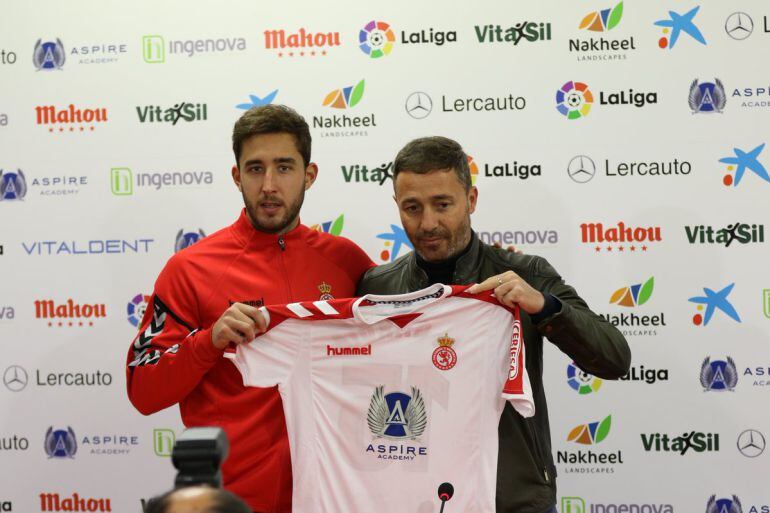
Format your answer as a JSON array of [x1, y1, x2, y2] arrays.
[[326, 344, 371, 356], [368, 386, 427, 440], [229, 298, 264, 308]]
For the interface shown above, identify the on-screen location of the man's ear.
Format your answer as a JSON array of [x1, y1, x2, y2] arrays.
[[468, 186, 478, 214], [231, 165, 242, 191], [304, 163, 319, 190]]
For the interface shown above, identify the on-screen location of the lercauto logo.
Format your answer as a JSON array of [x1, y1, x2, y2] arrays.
[[359, 20, 395, 58], [719, 143, 769, 187], [567, 415, 612, 445], [610, 277, 654, 307], [655, 6, 707, 49], [310, 214, 344, 235], [323, 79, 365, 109], [580, 2, 623, 32], [127, 294, 150, 327], [236, 90, 278, 110], [376, 224, 413, 262], [689, 284, 741, 326], [556, 81, 593, 119], [701, 356, 738, 391], [566, 361, 602, 395]]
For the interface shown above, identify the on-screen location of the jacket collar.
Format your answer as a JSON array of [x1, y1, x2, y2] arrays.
[[406, 230, 483, 286], [230, 208, 309, 248]]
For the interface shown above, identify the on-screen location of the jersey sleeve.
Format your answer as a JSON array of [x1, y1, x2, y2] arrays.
[[125, 254, 223, 415], [227, 307, 303, 388]]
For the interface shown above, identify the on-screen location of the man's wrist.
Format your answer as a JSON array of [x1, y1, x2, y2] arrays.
[[530, 293, 561, 324]]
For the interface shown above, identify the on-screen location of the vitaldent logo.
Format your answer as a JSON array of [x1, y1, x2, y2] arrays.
[[685, 223, 764, 246], [136, 102, 208, 124], [600, 277, 666, 337], [641, 431, 719, 454], [561, 497, 673, 513], [313, 79, 376, 138], [36, 104, 108, 132], [570, 2, 637, 62], [580, 222, 662, 253], [558, 415, 624, 474], [474, 22, 552, 45], [110, 167, 213, 194], [23, 239, 154, 256], [264, 27, 340, 57], [143, 34, 246, 62]]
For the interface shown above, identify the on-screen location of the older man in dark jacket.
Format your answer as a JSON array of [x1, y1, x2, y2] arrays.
[[357, 136, 631, 513]]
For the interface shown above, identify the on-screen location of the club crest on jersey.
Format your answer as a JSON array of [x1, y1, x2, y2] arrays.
[[432, 333, 457, 371], [367, 386, 427, 440], [317, 281, 334, 300]]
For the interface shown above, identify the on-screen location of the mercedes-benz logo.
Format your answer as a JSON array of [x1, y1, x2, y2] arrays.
[[737, 429, 766, 457], [405, 92, 433, 119], [725, 12, 754, 40], [567, 155, 596, 183], [3, 365, 28, 392]]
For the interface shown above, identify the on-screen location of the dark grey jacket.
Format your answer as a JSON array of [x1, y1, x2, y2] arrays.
[[357, 232, 631, 513]]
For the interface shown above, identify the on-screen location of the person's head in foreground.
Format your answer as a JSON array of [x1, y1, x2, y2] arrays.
[[145, 486, 251, 513], [392, 136, 478, 263]]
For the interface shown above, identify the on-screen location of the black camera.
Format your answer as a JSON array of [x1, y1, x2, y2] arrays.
[[171, 427, 230, 489]]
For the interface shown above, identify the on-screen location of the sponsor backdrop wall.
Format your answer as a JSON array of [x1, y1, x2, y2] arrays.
[[1, 1, 768, 512]]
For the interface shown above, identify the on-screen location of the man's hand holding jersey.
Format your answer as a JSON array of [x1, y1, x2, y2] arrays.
[[211, 303, 267, 350], [468, 271, 546, 315]]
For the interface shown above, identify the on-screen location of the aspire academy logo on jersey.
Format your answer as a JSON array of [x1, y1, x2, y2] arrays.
[[600, 277, 666, 337], [685, 223, 765, 246], [570, 2, 637, 62], [641, 431, 719, 454], [39, 492, 112, 512], [365, 385, 428, 461], [580, 222, 662, 252], [264, 27, 340, 57], [36, 104, 108, 133], [558, 415, 624, 474], [136, 102, 207, 124], [314, 79, 376, 138], [34, 299, 106, 327]]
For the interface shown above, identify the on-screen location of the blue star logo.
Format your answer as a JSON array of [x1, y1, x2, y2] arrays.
[[719, 143, 770, 186], [654, 6, 707, 49], [236, 90, 279, 110], [377, 225, 413, 262], [688, 283, 741, 326]]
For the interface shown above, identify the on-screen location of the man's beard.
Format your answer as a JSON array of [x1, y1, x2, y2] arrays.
[[412, 214, 472, 262], [242, 186, 305, 234]]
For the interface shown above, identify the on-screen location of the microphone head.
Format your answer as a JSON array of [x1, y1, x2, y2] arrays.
[[437, 482, 454, 501]]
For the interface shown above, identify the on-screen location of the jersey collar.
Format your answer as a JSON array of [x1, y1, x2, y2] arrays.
[[231, 208, 310, 248]]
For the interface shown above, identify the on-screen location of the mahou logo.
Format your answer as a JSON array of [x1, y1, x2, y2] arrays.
[[40, 492, 112, 512], [36, 104, 108, 132], [580, 221, 662, 252], [263, 27, 341, 57], [34, 299, 106, 327]]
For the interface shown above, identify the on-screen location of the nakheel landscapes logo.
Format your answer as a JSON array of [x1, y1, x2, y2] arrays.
[[558, 415, 624, 474], [600, 277, 666, 337]]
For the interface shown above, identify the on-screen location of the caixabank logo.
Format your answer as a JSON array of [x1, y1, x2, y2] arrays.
[[39, 492, 112, 512], [314, 79, 376, 138], [689, 284, 741, 327], [376, 224, 413, 262], [654, 6, 707, 49], [641, 431, 719, 455], [556, 80, 658, 119], [263, 26, 339, 58], [365, 385, 428, 461], [558, 415, 624, 474], [35, 104, 108, 133], [580, 222, 662, 253], [600, 277, 667, 337], [570, 2, 637, 62], [719, 143, 769, 187], [560, 497, 673, 513]]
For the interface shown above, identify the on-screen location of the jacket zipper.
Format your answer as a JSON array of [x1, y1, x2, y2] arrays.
[[527, 419, 550, 484], [277, 236, 293, 301]]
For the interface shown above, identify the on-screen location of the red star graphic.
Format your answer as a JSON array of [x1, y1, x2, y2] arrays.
[[630, 245, 636, 251], [311, 51, 316, 56], [80, 126, 84, 131], [595, 246, 601, 252], [89, 321, 93, 326], [322, 50, 327, 56], [90, 126, 94, 131], [607, 246, 613, 252], [642, 245, 648, 251], [278, 52, 283, 57], [69, 127, 74, 132], [48, 128, 53, 132], [300, 51, 304, 57], [618, 246, 625, 252], [59, 127, 64, 132]]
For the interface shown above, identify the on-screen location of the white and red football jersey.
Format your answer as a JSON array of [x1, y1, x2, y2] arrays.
[[226, 283, 534, 513]]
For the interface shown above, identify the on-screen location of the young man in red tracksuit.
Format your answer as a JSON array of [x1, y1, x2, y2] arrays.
[[126, 105, 374, 513]]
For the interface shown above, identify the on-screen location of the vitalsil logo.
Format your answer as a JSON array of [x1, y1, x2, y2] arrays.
[[570, 2, 637, 62], [474, 22, 552, 45], [35, 299, 106, 327], [701, 356, 738, 392], [556, 81, 593, 119], [561, 497, 673, 513], [689, 78, 726, 114], [264, 27, 340, 57], [566, 362, 602, 395], [685, 223, 764, 246], [655, 6, 707, 49], [142, 34, 247, 62], [175, 229, 206, 253], [641, 431, 719, 454], [341, 161, 393, 185], [580, 222, 662, 252], [310, 214, 344, 235], [36, 104, 108, 132], [136, 102, 207, 124], [719, 143, 769, 187], [689, 284, 741, 326], [376, 225, 413, 262], [558, 415, 623, 474], [39, 492, 112, 512]]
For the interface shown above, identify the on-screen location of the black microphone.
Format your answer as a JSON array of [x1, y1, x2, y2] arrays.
[[437, 482, 454, 513]]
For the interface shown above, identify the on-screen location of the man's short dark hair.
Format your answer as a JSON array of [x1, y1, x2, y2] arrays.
[[144, 487, 251, 513], [232, 104, 312, 168], [393, 136, 472, 191]]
